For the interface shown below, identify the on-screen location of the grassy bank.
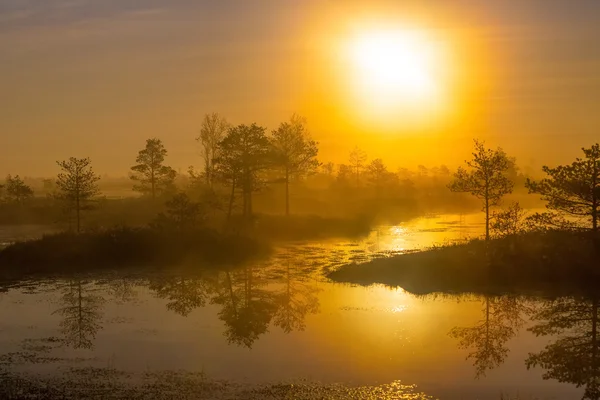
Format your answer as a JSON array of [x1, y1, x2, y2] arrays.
[[328, 230, 600, 295], [0, 227, 270, 279]]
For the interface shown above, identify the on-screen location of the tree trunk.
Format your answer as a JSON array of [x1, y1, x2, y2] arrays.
[[485, 197, 490, 241], [76, 192, 81, 234], [151, 169, 156, 200], [227, 178, 236, 224], [205, 154, 211, 187], [285, 166, 290, 216]]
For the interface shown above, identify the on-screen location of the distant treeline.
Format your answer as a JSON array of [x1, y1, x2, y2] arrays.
[[0, 113, 550, 233]]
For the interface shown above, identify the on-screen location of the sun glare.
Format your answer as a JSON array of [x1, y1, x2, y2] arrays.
[[345, 28, 446, 120]]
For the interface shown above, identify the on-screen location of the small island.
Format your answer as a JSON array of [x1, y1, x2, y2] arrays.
[[330, 143, 600, 296]]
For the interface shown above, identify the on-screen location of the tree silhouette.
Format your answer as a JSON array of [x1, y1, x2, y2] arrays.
[[272, 260, 320, 333], [527, 144, 600, 231], [4, 175, 33, 204], [108, 278, 139, 304], [449, 140, 514, 241], [450, 295, 527, 377], [196, 113, 229, 187], [150, 275, 211, 317], [271, 114, 319, 216], [55, 157, 100, 233], [365, 158, 395, 199], [215, 124, 271, 220], [153, 192, 204, 231], [52, 280, 104, 349], [321, 162, 335, 177], [130, 138, 176, 199], [526, 296, 600, 400], [349, 147, 367, 188], [211, 268, 276, 348]]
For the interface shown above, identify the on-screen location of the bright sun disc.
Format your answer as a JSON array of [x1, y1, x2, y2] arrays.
[[347, 29, 442, 114]]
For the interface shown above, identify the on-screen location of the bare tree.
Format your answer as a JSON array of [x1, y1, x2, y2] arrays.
[[271, 114, 319, 216], [55, 157, 100, 233], [196, 113, 229, 187], [449, 140, 514, 241], [130, 138, 176, 199], [349, 146, 367, 187], [527, 143, 600, 231]]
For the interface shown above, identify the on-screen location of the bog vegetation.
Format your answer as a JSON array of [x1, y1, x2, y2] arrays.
[[0, 112, 598, 283]]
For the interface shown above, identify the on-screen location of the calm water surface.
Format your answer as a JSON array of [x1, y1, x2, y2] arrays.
[[0, 214, 590, 399]]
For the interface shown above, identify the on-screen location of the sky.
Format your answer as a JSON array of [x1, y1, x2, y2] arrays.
[[1, 0, 600, 176]]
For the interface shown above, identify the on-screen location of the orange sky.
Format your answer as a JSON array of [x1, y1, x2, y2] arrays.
[[1, 0, 599, 176]]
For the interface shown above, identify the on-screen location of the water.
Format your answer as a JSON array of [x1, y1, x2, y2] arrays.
[[0, 214, 590, 399]]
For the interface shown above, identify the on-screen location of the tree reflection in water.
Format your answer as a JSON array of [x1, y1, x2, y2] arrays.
[[449, 295, 528, 377], [52, 279, 104, 349], [272, 260, 321, 333], [146, 251, 322, 348], [212, 267, 277, 348], [527, 296, 600, 400], [149, 274, 213, 317]]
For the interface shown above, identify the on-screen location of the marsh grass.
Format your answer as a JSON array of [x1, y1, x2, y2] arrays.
[[0, 226, 270, 278], [328, 230, 600, 295]]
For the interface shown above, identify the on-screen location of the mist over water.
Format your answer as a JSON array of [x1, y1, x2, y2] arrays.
[[0, 214, 587, 399]]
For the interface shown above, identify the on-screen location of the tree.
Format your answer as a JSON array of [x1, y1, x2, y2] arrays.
[[153, 192, 204, 230], [365, 158, 390, 198], [271, 115, 319, 216], [4, 175, 33, 204], [196, 113, 229, 187], [215, 124, 271, 220], [491, 202, 527, 238], [349, 146, 367, 187], [55, 157, 100, 233], [449, 140, 514, 241], [130, 138, 176, 199], [527, 144, 600, 231], [321, 162, 335, 177]]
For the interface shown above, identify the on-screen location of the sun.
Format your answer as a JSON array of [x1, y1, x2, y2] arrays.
[[346, 29, 443, 115]]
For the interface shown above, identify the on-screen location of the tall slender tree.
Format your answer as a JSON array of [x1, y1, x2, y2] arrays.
[[449, 140, 514, 241], [55, 157, 100, 233], [196, 113, 229, 187], [527, 143, 600, 231], [349, 146, 367, 188], [271, 114, 319, 216], [130, 138, 176, 199]]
